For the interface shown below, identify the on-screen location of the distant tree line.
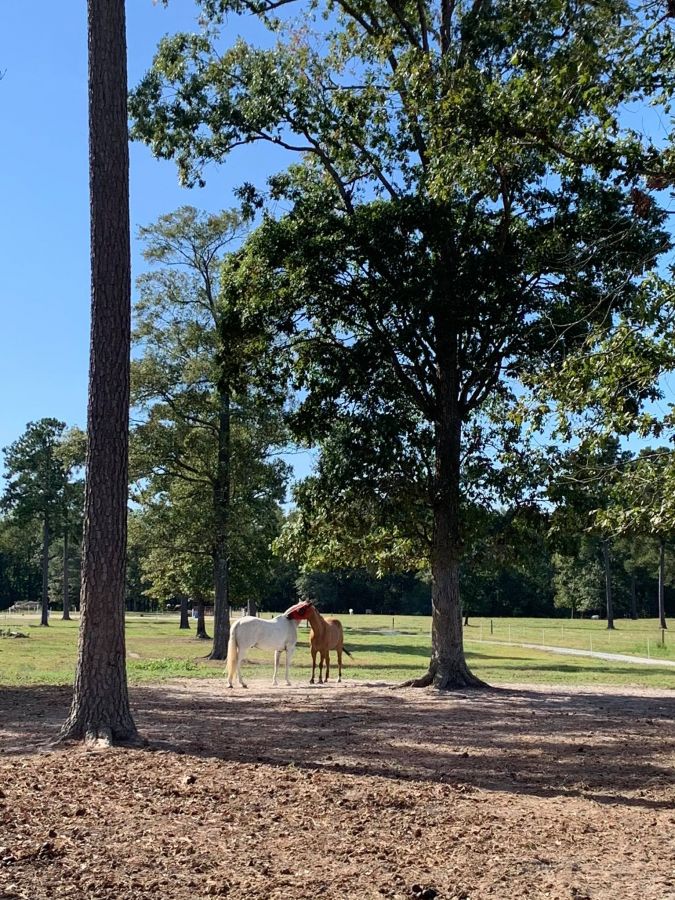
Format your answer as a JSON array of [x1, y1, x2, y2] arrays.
[[4, 448, 673, 625]]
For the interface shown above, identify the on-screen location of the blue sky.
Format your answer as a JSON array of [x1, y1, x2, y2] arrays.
[[0, 1, 314, 482]]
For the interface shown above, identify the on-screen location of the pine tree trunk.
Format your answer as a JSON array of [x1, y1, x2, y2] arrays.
[[62, 527, 71, 620], [602, 539, 614, 629], [658, 538, 668, 630], [247, 598, 258, 617], [41, 519, 50, 627], [210, 377, 230, 659], [59, 0, 138, 746], [195, 596, 210, 640], [179, 595, 190, 630], [630, 572, 638, 620], [404, 329, 483, 690]]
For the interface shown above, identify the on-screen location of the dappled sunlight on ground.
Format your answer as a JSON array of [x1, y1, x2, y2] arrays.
[[0, 680, 673, 899]]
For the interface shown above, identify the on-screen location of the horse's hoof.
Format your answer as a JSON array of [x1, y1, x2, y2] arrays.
[[285, 681, 291, 686], [310, 679, 314, 684]]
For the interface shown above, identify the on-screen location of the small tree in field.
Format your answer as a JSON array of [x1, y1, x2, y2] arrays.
[[0, 517, 41, 612], [598, 449, 674, 630], [55, 427, 86, 620], [2, 419, 69, 626], [130, 207, 291, 657], [552, 550, 603, 620]]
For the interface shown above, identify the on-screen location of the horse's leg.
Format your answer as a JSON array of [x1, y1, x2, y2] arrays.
[[273, 650, 280, 686], [310, 646, 317, 684], [337, 647, 343, 683], [238, 644, 248, 688], [285, 644, 294, 686], [324, 651, 330, 682], [318, 653, 324, 684]]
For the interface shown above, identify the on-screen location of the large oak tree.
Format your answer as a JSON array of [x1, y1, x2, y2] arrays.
[[132, 0, 672, 687]]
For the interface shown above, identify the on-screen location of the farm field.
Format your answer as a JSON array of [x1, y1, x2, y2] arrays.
[[0, 612, 673, 690]]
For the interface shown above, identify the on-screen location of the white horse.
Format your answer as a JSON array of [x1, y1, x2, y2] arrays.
[[226, 601, 313, 688]]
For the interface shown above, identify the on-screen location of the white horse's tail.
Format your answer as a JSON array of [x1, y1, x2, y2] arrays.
[[226, 624, 238, 685]]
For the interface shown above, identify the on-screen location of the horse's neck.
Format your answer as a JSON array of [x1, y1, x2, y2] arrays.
[[310, 609, 326, 637], [284, 617, 298, 637]]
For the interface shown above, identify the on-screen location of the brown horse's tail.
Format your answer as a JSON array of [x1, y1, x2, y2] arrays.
[[336, 621, 353, 657]]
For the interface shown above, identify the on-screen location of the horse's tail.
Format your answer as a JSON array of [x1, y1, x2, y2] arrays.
[[336, 620, 353, 657], [226, 623, 238, 685]]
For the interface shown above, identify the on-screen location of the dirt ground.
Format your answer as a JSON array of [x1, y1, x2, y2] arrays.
[[0, 678, 673, 900]]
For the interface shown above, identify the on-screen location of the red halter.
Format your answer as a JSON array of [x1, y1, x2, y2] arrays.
[[284, 600, 314, 621]]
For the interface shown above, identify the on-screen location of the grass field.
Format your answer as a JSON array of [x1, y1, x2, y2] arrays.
[[464, 614, 673, 658], [1, 610, 673, 689]]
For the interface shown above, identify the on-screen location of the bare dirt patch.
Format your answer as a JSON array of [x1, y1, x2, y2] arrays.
[[0, 679, 673, 900]]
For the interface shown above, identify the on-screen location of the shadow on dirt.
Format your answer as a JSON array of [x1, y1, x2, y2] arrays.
[[1, 680, 672, 810]]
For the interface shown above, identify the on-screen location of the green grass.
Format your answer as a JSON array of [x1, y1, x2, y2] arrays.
[[463, 614, 673, 661], [0, 611, 673, 689]]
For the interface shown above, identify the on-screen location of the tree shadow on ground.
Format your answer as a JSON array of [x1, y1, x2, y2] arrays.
[[351, 642, 431, 656], [1, 680, 672, 811]]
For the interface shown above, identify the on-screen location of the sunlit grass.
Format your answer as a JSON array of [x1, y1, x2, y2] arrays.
[[462, 615, 673, 661], [0, 611, 672, 689]]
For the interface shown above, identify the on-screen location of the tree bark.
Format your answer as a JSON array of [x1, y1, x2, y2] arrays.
[[658, 537, 668, 630], [40, 519, 50, 627], [195, 595, 210, 640], [602, 539, 614, 630], [629, 571, 638, 620], [59, 0, 138, 746], [179, 594, 190, 630], [247, 598, 258, 617], [62, 526, 71, 620], [404, 329, 483, 690], [209, 375, 231, 659]]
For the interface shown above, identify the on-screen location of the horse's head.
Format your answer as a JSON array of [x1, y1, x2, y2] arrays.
[[284, 600, 314, 621]]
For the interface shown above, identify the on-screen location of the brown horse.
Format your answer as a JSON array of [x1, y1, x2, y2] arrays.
[[306, 603, 352, 684]]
